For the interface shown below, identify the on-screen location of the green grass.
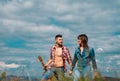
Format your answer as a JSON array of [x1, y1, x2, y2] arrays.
[[50, 70, 106, 81], [0, 71, 6, 81], [1, 70, 120, 81]]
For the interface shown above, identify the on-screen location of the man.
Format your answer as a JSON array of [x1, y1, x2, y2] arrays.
[[41, 34, 72, 81], [69, 34, 98, 81]]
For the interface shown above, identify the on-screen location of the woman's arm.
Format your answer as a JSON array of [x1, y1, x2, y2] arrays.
[[90, 48, 97, 72]]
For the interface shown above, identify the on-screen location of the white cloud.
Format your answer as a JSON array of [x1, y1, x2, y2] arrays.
[[0, 56, 27, 62], [39, 0, 69, 13], [0, 0, 33, 12], [2, 18, 35, 26], [0, 0, 119, 55], [22, 1, 33, 8], [108, 55, 120, 60], [117, 61, 120, 65], [96, 48, 104, 53], [0, 47, 40, 54], [0, 61, 20, 68], [1, 18, 70, 33]]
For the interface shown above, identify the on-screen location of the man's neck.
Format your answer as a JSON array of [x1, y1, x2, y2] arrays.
[[55, 44, 62, 48]]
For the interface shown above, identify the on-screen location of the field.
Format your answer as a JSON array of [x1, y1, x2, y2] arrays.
[[0, 71, 120, 81]]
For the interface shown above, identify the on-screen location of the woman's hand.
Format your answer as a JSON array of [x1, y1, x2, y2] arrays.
[[94, 71, 99, 79], [68, 70, 73, 76]]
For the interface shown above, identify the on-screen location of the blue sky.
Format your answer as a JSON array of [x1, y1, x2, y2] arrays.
[[0, 0, 120, 77]]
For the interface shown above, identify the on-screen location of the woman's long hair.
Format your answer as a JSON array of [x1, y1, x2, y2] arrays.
[[77, 34, 89, 50]]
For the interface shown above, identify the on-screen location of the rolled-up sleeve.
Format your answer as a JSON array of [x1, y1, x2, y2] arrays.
[[90, 48, 97, 70], [66, 48, 72, 65], [71, 50, 78, 71]]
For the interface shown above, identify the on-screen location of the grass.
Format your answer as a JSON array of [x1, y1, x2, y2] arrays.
[[0, 71, 6, 81], [0, 70, 120, 81], [45, 70, 120, 81], [47, 70, 107, 81]]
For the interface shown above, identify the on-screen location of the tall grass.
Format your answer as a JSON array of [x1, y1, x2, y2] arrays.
[[49, 70, 107, 81], [0, 71, 6, 81], [1, 69, 120, 81]]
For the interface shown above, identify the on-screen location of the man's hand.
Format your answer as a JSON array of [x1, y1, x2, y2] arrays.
[[43, 65, 47, 71], [68, 70, 73, 76]]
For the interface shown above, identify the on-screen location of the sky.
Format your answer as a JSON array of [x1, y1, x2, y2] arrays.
[[0, 0, 120, 77]]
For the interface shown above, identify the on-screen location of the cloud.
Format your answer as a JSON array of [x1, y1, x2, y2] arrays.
[[108, 55, 120, 60], [96, 48, 104, 53], [0, 61, 20, 68], [117, 61, 120, 65], [0, 0, 119, 57], [0, 57, 27, 62]]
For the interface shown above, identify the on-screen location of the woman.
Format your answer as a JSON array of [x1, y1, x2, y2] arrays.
[[69, 34, 98, 81]]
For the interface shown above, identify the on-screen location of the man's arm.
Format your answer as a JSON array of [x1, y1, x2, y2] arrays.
[[44, 59, 52, 67], [44, 47, 54, 68]]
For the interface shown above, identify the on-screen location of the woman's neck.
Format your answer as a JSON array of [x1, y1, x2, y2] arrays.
[[80, 46, 84, 54]]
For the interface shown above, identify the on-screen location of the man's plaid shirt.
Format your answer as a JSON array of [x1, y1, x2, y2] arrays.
[[49, 45, 72, 71]]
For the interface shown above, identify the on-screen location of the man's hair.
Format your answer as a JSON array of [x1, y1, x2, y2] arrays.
[[55, 34, 62, 39], [77, 34, 89, 50]]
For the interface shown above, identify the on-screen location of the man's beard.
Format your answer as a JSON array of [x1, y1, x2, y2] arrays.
[[58, 43, 62, 47]]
